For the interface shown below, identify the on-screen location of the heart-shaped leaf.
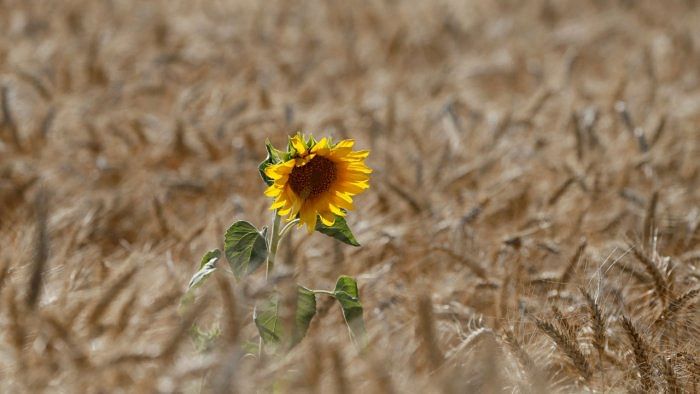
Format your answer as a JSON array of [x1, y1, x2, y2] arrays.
[[333, 276, 366, 346], [224, 221, 268, 279], [292, 287, 317, 345], [254, 286, 317, 349], [180, 249, 221, 309], [315, 215, 360, 246], [253, 293, 282, 344], [187, 249, 221, 290]]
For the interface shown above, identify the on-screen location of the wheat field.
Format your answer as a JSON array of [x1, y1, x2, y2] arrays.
[[1, 0, 699, 392]]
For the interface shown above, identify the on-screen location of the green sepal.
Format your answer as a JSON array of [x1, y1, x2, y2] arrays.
[[259, 139, 283, 186], [305, 134, 317, 147], [287, 135, 297, 157]]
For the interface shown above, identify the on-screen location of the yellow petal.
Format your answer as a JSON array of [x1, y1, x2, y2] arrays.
[[278, 189, 298, 216], [319, 210, 336, 226], [273, 175, 289, 187], [334, 139, 355, 149], [265, 184, 282, 197], [311, 137, 330, 155], [299, 203, 317, 232], [270, 193, 288, 209], [280, 159, 296, 170], [265, 159, 295, 179], [339, 181, 369, 194], [270, 187, 295, 211], [335, 191, 353, 203], [328, 203, 344, 216], [289, 195, 303, 218], [333, 193, 354, 211], [347, 150, 370, 160], [265, 165, 282, 180], [329, 140, 356, 157], [347, 163, 372, 174], [296, 153, 316, 166], [290, 134, 307, 156], [340, 172, 370, 182]]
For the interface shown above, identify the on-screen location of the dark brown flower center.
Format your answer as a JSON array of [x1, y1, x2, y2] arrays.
[[289, 156, 337, 199]]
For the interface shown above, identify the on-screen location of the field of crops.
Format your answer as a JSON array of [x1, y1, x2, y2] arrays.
[[1, 0, 699, 392]]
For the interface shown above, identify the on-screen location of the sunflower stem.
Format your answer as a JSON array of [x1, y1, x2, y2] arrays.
[[259, 213, 282, 358], [265, 213, 282, 280], [311, 289, 335, 296], [279, 219, 300, 242]]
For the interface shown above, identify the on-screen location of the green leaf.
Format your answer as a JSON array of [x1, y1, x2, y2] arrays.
[[189, 323, 221, 352], [187, 249, 221, 290], [315, 215, 360, 246], [224, 221, 268, 279], [254, 293, 282, 344], [333, 276, 367, 346], [293, 287, 317, 345], [181, 249, 221, 309], [259, 139, 283, 186], [241, 340, 260, 356], [254, 286, 317, 350]]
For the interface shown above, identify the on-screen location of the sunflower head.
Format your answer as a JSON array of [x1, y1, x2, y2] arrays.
[[262, 133, 371, 232]]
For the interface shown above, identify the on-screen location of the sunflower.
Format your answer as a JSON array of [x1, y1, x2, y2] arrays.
[[264, 134, 371, 231]]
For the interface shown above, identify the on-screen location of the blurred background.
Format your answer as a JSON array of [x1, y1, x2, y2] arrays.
[[1, 1, 699, 392]]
